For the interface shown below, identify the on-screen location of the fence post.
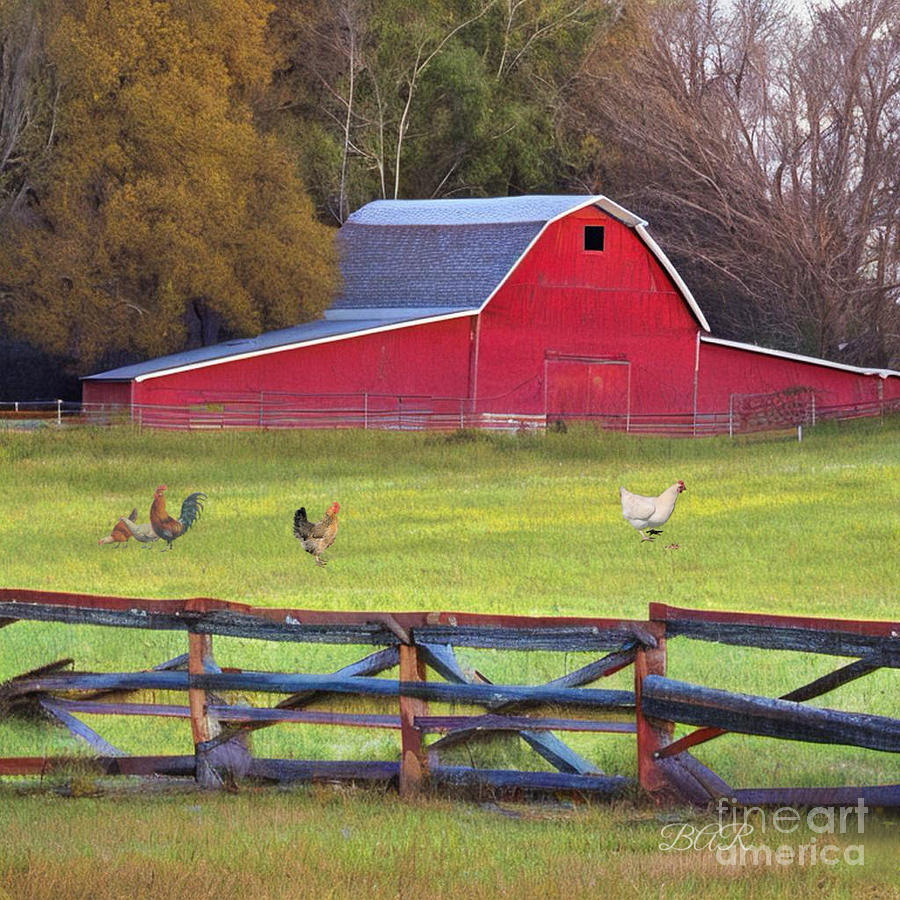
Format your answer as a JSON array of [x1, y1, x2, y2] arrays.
[[398, 643, 428, 797], [57, 399, 62, 426], [634, 620, 673, 797], [188, 631, 220, 787]]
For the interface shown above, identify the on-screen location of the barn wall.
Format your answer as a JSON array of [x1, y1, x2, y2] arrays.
[[885, 375, 900, 401], [475, 207, 700, 417], [696, 343, 897, 413], [82, 380, 131, 407], [131, 316, 474, 407]]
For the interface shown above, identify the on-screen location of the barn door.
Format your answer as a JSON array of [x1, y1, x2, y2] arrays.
[[544, 356, 630, 429]]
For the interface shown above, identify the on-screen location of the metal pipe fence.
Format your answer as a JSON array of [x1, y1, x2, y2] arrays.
[[0, 399, 77, 427], [3, 392, 898, 435]]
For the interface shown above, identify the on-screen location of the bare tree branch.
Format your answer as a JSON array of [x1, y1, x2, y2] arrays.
[[573, 0, 900, 366]]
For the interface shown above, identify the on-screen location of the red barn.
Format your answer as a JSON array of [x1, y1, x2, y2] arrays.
[[82, 196, 899, 432]]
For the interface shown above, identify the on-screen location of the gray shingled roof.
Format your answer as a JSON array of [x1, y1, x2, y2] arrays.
[[333, 221, 540, 310], [333, 196, 597, 310], [335, 196, 596, 311]]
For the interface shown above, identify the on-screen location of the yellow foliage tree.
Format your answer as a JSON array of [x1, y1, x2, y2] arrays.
[[1, 0, 337, 368]]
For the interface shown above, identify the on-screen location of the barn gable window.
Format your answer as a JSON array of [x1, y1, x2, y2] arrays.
[[584, 225, 605, 252]]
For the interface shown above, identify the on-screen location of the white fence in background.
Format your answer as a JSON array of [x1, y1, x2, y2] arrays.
[[2, 390, 897, 436], [0, 399, 73, 427]]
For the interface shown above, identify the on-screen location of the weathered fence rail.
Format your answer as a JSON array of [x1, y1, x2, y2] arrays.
[[0, 589, 896, 806]]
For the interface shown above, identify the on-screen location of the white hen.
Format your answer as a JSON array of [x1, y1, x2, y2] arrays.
[[117, 515, 160, 547], [619, 481, 686, 541]]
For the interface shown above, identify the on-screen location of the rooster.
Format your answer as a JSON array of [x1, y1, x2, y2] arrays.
[[148, 484, 206, 550], [619, 480, 686, 542], [99, 508, 138, 547], [293, 502, 339, 566]]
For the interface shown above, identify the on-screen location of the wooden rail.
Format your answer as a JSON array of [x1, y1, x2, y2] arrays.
[[0, 589, 897, 806]]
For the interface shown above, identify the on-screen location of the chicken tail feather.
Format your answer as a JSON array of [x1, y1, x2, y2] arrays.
[[177, 492, 207, 532], [293, 508, 312, 540]]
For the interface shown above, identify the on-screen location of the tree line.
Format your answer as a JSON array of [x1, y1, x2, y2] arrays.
[[0, 0, 897, 384]]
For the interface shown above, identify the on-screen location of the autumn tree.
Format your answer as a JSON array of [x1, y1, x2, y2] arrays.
[[0, 0, 337, 370], [573, 0, 900, 368]]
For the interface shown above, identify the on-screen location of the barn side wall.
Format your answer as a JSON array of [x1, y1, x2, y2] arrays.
[[82, 380, 131, 407], [128, 316, 474, 409], [474, 207, 700, 419], [696, 343, 899, 415]]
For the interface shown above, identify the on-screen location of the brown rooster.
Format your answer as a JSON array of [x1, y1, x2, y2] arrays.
[[98, 508, 138, 546], [293, 502, 339, 566], [149, 484, 207, 550]]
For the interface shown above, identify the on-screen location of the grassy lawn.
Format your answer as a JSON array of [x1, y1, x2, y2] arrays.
[[0, 788, 897, 899], [0, 420, 898, 897]]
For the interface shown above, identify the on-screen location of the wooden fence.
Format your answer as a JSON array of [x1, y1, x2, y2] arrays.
[[0, 589, 897, 806]]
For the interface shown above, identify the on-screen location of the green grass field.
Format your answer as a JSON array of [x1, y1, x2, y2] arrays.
[[0, 420, 898, 898]]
